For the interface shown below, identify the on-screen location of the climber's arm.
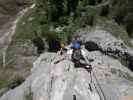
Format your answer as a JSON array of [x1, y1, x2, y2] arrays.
[[81, 50, 92, 70], [81, 50, 88, 62], [54, 49, 72, 64]]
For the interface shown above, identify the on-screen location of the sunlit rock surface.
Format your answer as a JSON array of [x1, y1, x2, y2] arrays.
[[80, 29, 133, 70], [0, 51, 133, 100]]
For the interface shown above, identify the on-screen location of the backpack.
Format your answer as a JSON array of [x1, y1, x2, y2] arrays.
[[72, 49, 82, 61]]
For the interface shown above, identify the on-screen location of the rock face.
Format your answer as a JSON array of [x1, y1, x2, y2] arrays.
[[80, 29, 133, 70], [0, 51, 133, 100]]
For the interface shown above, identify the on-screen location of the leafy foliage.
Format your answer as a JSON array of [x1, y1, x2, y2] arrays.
[[111, 0, 133, 37], [0, 75, 24, 89], [100, 5, 110, 16]]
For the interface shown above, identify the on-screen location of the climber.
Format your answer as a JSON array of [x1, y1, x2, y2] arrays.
[[70, 42, 91, 69], [70, 35, 83, 49], [73, 35, 82, 45], [55, 42, 92, 72]]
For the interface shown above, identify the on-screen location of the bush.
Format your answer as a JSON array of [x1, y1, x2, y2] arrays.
[[32, 36, 45, 54], [0, 76, 24, 89], [76, 8, 96, 27], [88, 0, 96, 5], [97, 0, 102, 3], [125, 23, 133, 37], [100, 5, 110, 16], [77, 15, 94, 27], [59, 16, 69, 26], [8, 76, 25, 89], [113, 11, 125, 25]]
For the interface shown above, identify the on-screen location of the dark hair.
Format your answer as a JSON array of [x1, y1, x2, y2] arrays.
[[74, 35, 80, 40]]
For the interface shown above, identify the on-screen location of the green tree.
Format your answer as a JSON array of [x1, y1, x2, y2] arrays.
[[88, 0, 96, 5], [111, 0, 133, 36], [67, 0, 79, 16], [49, 0, 64, 21]]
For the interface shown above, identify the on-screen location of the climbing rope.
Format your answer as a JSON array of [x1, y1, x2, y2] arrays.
[[92, 69, 107, 100], [89, 71, 93, 92], [89, 70, 103, 100], [86, 57, 107, 100]]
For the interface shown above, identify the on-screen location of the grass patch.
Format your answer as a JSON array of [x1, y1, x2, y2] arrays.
[[0, 75, 25, 89], [25, 87, 33, 100], [124, 72, 133, 82], [8, 76, 25, 89], [13, 7, 37, 41], [0, 80, 9, 89], [0, 51, 3, 67]]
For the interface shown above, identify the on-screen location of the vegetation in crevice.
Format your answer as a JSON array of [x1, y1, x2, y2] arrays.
[[0, 75, 25, 89], [25, 87, 33, 100], [110, 0, 133, 38]]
